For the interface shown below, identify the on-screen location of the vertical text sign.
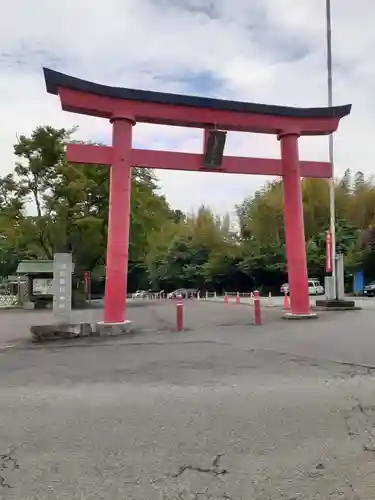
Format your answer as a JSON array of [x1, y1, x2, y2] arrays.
[[53, 253, 73, 322], [325, 230, 332, 273]]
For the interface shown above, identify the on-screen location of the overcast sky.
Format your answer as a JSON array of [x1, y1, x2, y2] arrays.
[[0, 0, 372, 216]]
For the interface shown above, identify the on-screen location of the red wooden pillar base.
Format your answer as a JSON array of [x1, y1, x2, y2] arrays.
[[279, 132, 310, 316], [253, 290, 262, 325], [103, 116, 134, 324], [176, 300, 183, 331]]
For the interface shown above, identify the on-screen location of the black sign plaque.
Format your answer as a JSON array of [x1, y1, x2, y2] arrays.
[[202, 129, 227, 168]]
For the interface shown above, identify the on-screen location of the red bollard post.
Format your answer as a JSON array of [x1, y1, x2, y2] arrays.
[[253, 290, 262, 326], [176, 300, 183, 331]]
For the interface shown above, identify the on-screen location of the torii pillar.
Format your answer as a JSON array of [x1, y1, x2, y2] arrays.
[[279, 132, 310, 316], [43, 67, 351, 327], [105, 116, 134, 323]]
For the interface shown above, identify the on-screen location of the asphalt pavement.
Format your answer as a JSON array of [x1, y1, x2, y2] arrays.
[[1, 300, 375, 499]]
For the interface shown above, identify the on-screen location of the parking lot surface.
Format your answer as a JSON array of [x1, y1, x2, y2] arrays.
[[1, 300, 375, 499]]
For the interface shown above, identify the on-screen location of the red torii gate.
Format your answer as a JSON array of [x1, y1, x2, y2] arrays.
[[43, 68, 351, 323]]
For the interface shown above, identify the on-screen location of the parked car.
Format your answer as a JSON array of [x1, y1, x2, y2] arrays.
[[132, 289, 152, 299], [280, 283, 289, 295], [167, 288, 198, 299], [280, 279, 324, 296], [364, 281, 375, 297], [167, 289, 182, 299]]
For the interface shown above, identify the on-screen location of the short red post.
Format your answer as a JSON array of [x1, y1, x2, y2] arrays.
[[236, 292, 240, 304], [83, 271, 91, 304], [83, 271, 88, 292], [176, 300, 183, 331], [254, 290, 262, 325]]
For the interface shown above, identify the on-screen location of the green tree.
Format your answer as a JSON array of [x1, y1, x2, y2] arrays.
[[0, 125, 174, 285], [3, 123, 375, 293], [236, 181, 284, 245]]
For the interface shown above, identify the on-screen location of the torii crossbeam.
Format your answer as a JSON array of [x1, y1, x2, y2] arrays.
[[43, 67, 351, 323]]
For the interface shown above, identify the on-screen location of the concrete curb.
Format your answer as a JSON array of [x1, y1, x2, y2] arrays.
[[30, 320, 133, 342]]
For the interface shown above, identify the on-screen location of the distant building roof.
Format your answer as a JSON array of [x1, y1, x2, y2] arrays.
[[7, 275, 27, 282], [16, 260, 75, 275]]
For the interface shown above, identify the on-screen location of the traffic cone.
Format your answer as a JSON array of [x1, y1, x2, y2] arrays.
[[283, 292, 290, 311], [236, 292, 240, 304], [224, 293, 229, 304]]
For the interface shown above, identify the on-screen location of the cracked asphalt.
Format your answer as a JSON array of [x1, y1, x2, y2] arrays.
[[1, 300, 375, 498]]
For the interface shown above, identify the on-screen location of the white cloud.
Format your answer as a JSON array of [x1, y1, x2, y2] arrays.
[[0, 0, 373, 215]]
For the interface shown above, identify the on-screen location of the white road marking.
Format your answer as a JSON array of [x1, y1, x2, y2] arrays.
[[0, 344, 15, 351]]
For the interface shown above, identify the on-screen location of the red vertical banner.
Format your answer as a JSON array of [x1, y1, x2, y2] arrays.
[[326, 230, 332, 273], [83, 271, 89, 293]]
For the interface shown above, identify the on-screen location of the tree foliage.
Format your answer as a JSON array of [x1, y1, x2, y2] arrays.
[[1, 125, 374, 293]]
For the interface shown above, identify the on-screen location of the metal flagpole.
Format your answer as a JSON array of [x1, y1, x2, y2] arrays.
[[326, 0, 336, 298]]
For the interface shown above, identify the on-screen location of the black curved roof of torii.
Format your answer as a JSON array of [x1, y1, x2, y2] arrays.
[[43, 68, 351, 119]]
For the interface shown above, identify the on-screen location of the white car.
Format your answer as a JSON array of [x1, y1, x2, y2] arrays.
[[132, 290, 146, 299], [281, 279, 324, 296], [167, 289, 184, 299]]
